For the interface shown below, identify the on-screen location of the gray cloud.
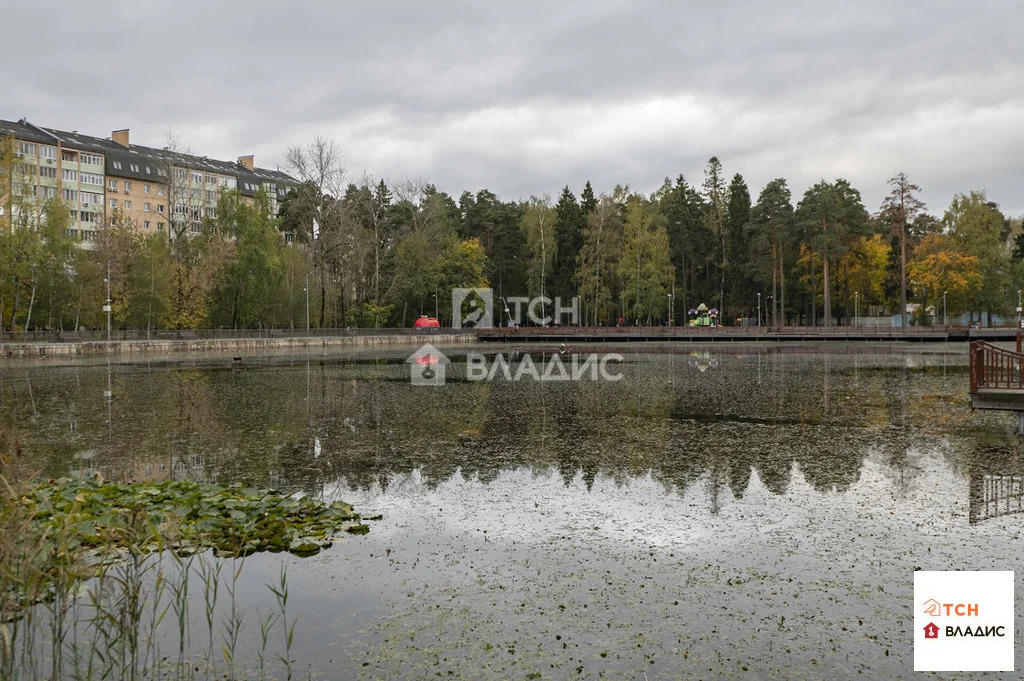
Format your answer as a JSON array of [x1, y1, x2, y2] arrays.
[[7, 0, 1024, 215]]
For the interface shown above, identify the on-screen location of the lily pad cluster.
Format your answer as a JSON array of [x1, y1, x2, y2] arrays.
[[13, 478, 371, 557]]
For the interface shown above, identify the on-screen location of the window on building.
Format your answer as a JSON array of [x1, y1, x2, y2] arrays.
[[144, 202, 151, 212], [144, 184, 151, 193], [173, 168, 186, 180], [157, 186, 166, 196], [110, 199, 117, 208], [62, 169, 78, 182], [113, 161, 122, 170], [80, 153, 102, 166], [144, 220, 151, 229], [81, 172, 102, 185], [82, 192, 102, 206], [145, 166, 152, 175], [61, 188, 77, 202], [124, 181, 131, 193], [40, 145, 56, 160], [39, 166, 56, 179], [158, 204, 165, 213], [67, 228, 79, 239], [125, 200, 132, 210], [108, 179, 117, 191], [40, 186, 56, 200], [68, 209, 77, 221], [17, 141, 38, 157], [158, 222, 165, 231], [192, 171, 203, 184]]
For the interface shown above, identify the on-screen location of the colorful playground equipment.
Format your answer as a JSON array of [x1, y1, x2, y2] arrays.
[[688, 303, 720, 327]]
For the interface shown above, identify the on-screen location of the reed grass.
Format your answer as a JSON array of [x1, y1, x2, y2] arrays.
[[0, 473, 321, 681]]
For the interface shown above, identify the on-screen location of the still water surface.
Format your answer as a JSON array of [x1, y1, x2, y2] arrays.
[[3, 344, 1023, 679]]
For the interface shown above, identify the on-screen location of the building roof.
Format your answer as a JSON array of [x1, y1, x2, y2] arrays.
[[0, 117, 297, 188]]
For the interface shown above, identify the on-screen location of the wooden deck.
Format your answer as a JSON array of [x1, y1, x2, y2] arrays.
[[969, 339, 1024, 414]]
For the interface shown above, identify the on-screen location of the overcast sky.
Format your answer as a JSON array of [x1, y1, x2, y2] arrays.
[[7, 0, 1024, 215]]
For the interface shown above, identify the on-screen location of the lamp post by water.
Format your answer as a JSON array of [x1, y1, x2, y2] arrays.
[[667, 293, 673, 326], [943, 290, 947, 327], [304, 271, 310, 334], [1017, 289, 1022, 327], [854, 291, 859, 328], [767, 295, 773, 328], [757, 293, 761, 328], [103, 260, 111, 342]]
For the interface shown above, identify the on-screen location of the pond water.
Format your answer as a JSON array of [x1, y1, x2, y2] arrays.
[[4, 343, 1024, 680]]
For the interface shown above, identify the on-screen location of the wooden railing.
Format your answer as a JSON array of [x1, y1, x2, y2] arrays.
[[970, 340, 1024, 393]]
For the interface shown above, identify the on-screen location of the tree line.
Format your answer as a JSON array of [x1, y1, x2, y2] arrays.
[[1, 135, 1021, 333]]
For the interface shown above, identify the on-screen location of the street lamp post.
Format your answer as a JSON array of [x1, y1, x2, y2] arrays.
[[943, 290, 947, 327], [757, 292, 761, 329], [104, 260, 111, 342], [767, 295, 773, 328], [1017, 289, 1022, 327], [304, 271, 310, 334], [667, 293, 673, 326], [854, 291, 859, 328]]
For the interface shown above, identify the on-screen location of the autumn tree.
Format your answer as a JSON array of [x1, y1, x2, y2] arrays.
[[943, 190, 1010, 324], [576, 192, 624, 325], [521, 196, 556, 313], [907, 234, 980, 319], [618, 196, 674, 324]]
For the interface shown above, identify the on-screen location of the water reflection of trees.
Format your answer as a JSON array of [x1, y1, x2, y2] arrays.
[[0, 352, 991, 508]]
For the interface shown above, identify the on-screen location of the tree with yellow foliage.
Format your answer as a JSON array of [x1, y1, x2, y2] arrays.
[[907, 233, 981, 318]]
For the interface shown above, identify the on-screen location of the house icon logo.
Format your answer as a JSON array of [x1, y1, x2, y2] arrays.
[[451, 288, 493, 329], [924, 622, 940, 639], [406, 343, 449, 386], [923, 598, 942, 616]]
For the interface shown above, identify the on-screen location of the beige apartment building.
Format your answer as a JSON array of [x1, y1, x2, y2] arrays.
[[0, 117, 295, 242]]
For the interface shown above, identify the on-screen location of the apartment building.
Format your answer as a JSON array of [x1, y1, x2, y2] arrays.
[[0, 117, 296, 242], [0, 119, 108, 241]]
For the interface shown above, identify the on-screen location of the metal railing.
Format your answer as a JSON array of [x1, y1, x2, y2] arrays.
[[0, 327, 475, 343]]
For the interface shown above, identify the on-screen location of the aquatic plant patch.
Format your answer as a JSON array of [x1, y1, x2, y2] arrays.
[[9, 478, 370, 557]]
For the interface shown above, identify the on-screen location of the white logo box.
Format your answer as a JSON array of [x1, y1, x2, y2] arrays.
[[914, 570, 1014, 672]]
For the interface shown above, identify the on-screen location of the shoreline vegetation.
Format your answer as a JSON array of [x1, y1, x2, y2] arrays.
[[3, 133, 1022, 337], [0, 465, 373, 680]]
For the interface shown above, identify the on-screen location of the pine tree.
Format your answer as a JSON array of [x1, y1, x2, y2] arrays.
[[726, 173, 751, 317], [553, 186, 584, 303], [580, 181, 597, 216], [701, 157, 728, 313]]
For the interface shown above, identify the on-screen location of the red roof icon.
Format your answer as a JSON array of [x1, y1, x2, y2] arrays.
[[924, 622, 939, 639]]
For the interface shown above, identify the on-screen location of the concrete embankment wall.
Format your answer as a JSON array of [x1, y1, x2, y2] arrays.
[[1, 333, 472, 359]]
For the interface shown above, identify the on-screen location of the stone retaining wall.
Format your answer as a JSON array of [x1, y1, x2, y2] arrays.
[[1, 333, 472, 359]]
